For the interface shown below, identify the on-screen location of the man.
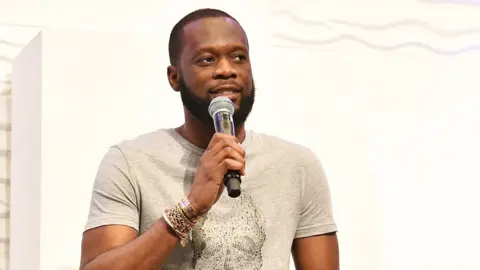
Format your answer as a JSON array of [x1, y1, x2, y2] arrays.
[[80, 8, 339, 270]]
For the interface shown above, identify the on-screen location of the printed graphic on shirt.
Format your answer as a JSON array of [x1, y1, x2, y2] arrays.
[[189, 192, 267, 270]]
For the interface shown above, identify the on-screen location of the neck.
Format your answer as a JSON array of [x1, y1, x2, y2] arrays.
[[175, 108, 246, 149]]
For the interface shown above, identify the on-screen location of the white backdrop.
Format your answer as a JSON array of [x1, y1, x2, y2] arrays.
[[2, 0, 480, 270]]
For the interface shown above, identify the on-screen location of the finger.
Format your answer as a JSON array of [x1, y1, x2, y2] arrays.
[[228, 140, 245, 157], [213, 148, 246, 176], [213, 140, 245, 158], [219, 159, 244, 173], [213, 147, 245, 171], [206, 133, 238, 150], [240, 166, 246, 176], [208, 138, 245, 158]]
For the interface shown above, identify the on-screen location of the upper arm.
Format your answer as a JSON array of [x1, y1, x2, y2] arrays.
[[292, 148, 339, 268], [80, 146, 140, 267], [295, 148, 337, 238], [80, 225, 138, 268], [292, 233, 339, 270]]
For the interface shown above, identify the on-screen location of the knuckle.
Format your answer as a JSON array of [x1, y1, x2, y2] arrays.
[[204, 170, 214, 181], [216, 138, 226, 147], [216, 132, 227, 139], [227, 159, 240, 169], [223, 159, 233, 168], [220, 146, 230, 156], [199, 155, 208, 164], [212, 133, 222, 143]]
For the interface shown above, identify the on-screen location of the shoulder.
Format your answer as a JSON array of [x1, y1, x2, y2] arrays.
[[112, 128, 176, 152], [102, 128, 180, 163], [247, 130, 319, 164]]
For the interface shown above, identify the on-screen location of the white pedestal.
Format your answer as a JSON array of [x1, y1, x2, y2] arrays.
[[10, 29, 183, 270]]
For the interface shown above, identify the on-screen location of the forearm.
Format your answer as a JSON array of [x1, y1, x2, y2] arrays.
[[82, 218, 179, 270]]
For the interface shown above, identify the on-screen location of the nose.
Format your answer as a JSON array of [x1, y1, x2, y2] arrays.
[[213, 57, 237, 79]]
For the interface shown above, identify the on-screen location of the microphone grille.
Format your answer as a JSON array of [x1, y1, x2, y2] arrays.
[[208, 96, 235, 118]]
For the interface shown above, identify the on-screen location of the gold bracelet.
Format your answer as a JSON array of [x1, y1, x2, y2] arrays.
[[163, 210, 185, 238], [178, 197, 201, 222], [163, 203, 197, 247]]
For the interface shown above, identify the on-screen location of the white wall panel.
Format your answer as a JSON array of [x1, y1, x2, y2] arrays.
[[2, 0, 480, 269]]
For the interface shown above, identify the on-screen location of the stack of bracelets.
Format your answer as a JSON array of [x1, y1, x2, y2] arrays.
[[163, 197, 202, 247]]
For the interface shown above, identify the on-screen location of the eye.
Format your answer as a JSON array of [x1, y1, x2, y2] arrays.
[[232, 54, 247, 62], [198, 56, 215, 65]]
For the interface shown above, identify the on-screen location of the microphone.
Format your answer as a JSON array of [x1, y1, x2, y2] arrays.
[[208, 96, 242, 198]]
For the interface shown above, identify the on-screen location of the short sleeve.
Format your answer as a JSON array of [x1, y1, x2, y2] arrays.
[[84, 146, 140, 232], [295, 149, 338, 239]]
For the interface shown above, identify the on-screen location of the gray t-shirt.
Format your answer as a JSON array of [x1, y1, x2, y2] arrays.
[[84, 128, 337, 269]]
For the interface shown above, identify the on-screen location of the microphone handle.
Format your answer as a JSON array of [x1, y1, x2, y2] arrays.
[[213, 110, 242, 198], [224, 170, 242, 198]]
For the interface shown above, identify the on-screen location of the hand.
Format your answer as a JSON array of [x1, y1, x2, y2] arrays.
[[187, 133, 246, 215]]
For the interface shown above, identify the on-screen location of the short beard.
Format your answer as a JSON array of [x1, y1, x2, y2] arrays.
[[178, 77, 255, 131]]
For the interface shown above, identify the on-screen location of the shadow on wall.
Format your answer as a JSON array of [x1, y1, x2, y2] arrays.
[[0, 67, 12, 269]]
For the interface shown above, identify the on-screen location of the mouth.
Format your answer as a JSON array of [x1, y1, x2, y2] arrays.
[[209, 85, 242, 99]]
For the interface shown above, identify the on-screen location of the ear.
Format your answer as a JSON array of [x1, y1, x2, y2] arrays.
[[167, 65, 180, 92]]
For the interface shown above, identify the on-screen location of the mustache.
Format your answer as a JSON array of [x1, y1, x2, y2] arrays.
[[209, 81, 243, 92]]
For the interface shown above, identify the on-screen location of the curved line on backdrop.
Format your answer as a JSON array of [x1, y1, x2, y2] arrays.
[[0, 56, 12, 63], [0, 55, 13, 96], [0, 200, 9, 207], [0, 210, 9, 220], [0, 39, 24, 47], [0, 237, 9, 244], [270, 10, 480, 37], [271, 34, 480, 55], [417, 0, 480, 6], [0, 90, 10, 96], [0, 178, 9, 185]]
